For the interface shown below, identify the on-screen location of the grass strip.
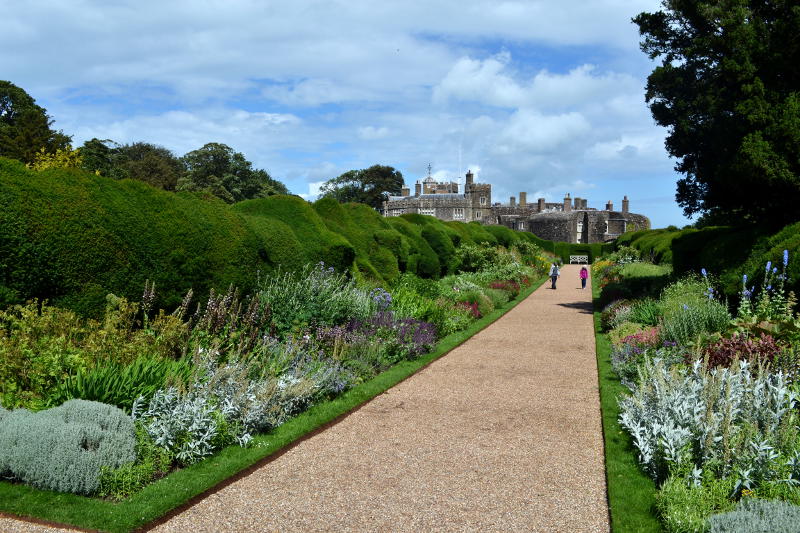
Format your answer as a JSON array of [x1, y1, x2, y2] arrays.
[[0, 276, 546, 533], [592, 273, 662, 532]]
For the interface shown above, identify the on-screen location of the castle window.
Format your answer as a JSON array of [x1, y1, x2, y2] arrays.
[[518, 221, 524, 230], [475, 210, 482, 218], [453, 208, 464, 220], [420, 208, 435, 216], [479, 196, 486, 205], [604, 221, 609, 233]]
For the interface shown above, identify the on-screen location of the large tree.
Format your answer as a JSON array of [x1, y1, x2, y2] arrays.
[[80, 139, 186, 190], [319, 165, 404, 209], [177, 142, 287, 203], [0, 81, 71, 164], [634, 1, 800, 227]]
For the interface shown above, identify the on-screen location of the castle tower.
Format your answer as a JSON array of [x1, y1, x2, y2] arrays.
[[415, 182, 421, 197], [563, 193, 572, 212], [606, 200, 614, 211], [537, 197, 545, 212], [574, 196, 582, 210], [510, 196, 516, 206], [401, 187, 410, 197], [622, 195, 629, 213], [519, 192, 527, 207]]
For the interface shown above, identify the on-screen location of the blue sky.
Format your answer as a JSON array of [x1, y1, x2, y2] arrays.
[[2, 0, 691, 228]]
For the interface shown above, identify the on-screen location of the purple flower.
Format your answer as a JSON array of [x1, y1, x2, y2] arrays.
[[682, 304, 689, 310]]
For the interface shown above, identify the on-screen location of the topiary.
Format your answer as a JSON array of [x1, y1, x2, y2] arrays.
[[708, 498, 800, 533], [0, 399, 136, 495]]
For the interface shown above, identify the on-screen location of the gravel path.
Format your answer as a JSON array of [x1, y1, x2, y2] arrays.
[[1, 265, 608, 532]]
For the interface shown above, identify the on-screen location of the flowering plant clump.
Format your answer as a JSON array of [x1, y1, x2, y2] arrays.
[[457, 301, 481, 318], [737, 249, 794, 321], [488, 280, 521, 298], [621, 327, 661, 352]]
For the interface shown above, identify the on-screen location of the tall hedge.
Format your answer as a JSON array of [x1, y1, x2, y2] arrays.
[[0, 159, 267, 316]]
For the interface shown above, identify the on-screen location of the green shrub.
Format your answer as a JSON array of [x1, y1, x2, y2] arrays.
[[660, 299, 731, 346], [708, 498, 800, 533], [45, 355, 193, 413], [98, 423, 172, 500], [386, 217, 441, 278], [0, 400, 136, 495], [657, 474, 735, 533], [628, 298, 663, 327]]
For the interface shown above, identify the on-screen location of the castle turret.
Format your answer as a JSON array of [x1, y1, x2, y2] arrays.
[[537, 197, 545, 212], [606, 200, 614, 211], [563, 193, 572, 212], [622, 195, 629, 213], [582, 199, 588, 209], [465, 170, 474, 185], [519, 192, 527, 207], [574, 197, 582, 210], [401, 187, 410, 197], [414, 182, 421, 197], [510, 196, 516, 207]]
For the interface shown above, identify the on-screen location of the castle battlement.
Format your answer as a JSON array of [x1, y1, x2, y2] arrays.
[[382, 171, 649, 242]]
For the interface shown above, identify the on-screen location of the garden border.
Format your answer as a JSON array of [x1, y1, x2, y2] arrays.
[[0, 276, 546, 533], [592, 272, 662, 532]]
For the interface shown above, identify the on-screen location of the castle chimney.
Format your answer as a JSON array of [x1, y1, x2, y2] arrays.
[[537, 197, 545, 212], [519, 192, 527, 206], [582, 199, 588, 209], [563, 193, 572, 212], [622, 195, 629, 213], [606, 200, 614, 211], [415, 182, 421, 197], [574, 197, 581, 210], [401, 187, 410, 197], [510, 196, 516, 206], [465, 170, 474, 185]]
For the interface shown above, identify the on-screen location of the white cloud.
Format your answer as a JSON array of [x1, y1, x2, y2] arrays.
[[357, 126, 390, 140]]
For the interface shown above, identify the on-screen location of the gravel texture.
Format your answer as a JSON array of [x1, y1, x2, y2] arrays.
[[1, 266, 609, 532]]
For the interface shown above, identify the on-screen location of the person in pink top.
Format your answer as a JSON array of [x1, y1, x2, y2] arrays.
[[580, 266, 589, 289]]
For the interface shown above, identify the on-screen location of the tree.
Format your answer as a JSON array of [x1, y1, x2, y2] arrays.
[[0, 81, 71, 164], [177, 142, 286, 203], [319, 165, 404, 209], [80, 139, 186, 190], [28, 146, 82, 171], [634, 1, 800, 227]]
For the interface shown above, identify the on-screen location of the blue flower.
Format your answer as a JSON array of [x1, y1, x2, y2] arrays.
[[682, 304, 689, 310], [766, 285, 772, 291], [766, 261, 772, 273], [743, 274, 748, 283], [773, 267, 778, 274], [701, 268, 707, 277], [784, 249, 789, 267]]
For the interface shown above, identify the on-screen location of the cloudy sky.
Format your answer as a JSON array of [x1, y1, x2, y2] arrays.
[[2, 0, 690, 228]]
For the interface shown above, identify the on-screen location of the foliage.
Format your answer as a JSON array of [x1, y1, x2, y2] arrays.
[[0, 80, 71, 164], [656, 473, 736, 533], [606, 245, 642, 265], [45, 355, 194, 413], [619, 358, 799, 489], [634, 1, 800, 226], [702, 333, 784, 369], [609, 322, 647, 347], [660, 298, 732, 347], [628, 298, 663, 327], [28, 146, 83, 171], [97, 423, 172, 500], [708, 498, 800, 532], [177, 142, 285, 203], [0, 400, 135, 495], [319, 164, 404, 210], [257, 262, 376, 335]]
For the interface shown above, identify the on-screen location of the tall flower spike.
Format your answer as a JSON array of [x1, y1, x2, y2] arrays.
[[784, 249, 789, 267], [701, 268, 707, 277], [766, 261, 772, 273]]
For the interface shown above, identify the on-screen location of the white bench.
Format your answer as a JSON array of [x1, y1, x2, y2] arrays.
[[569, 255, 589, 264]]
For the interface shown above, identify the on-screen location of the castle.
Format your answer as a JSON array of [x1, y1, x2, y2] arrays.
[[382, 170, 650, 243]]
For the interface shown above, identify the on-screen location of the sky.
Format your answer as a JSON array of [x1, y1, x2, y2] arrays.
[[1, 0, 692, 228]]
